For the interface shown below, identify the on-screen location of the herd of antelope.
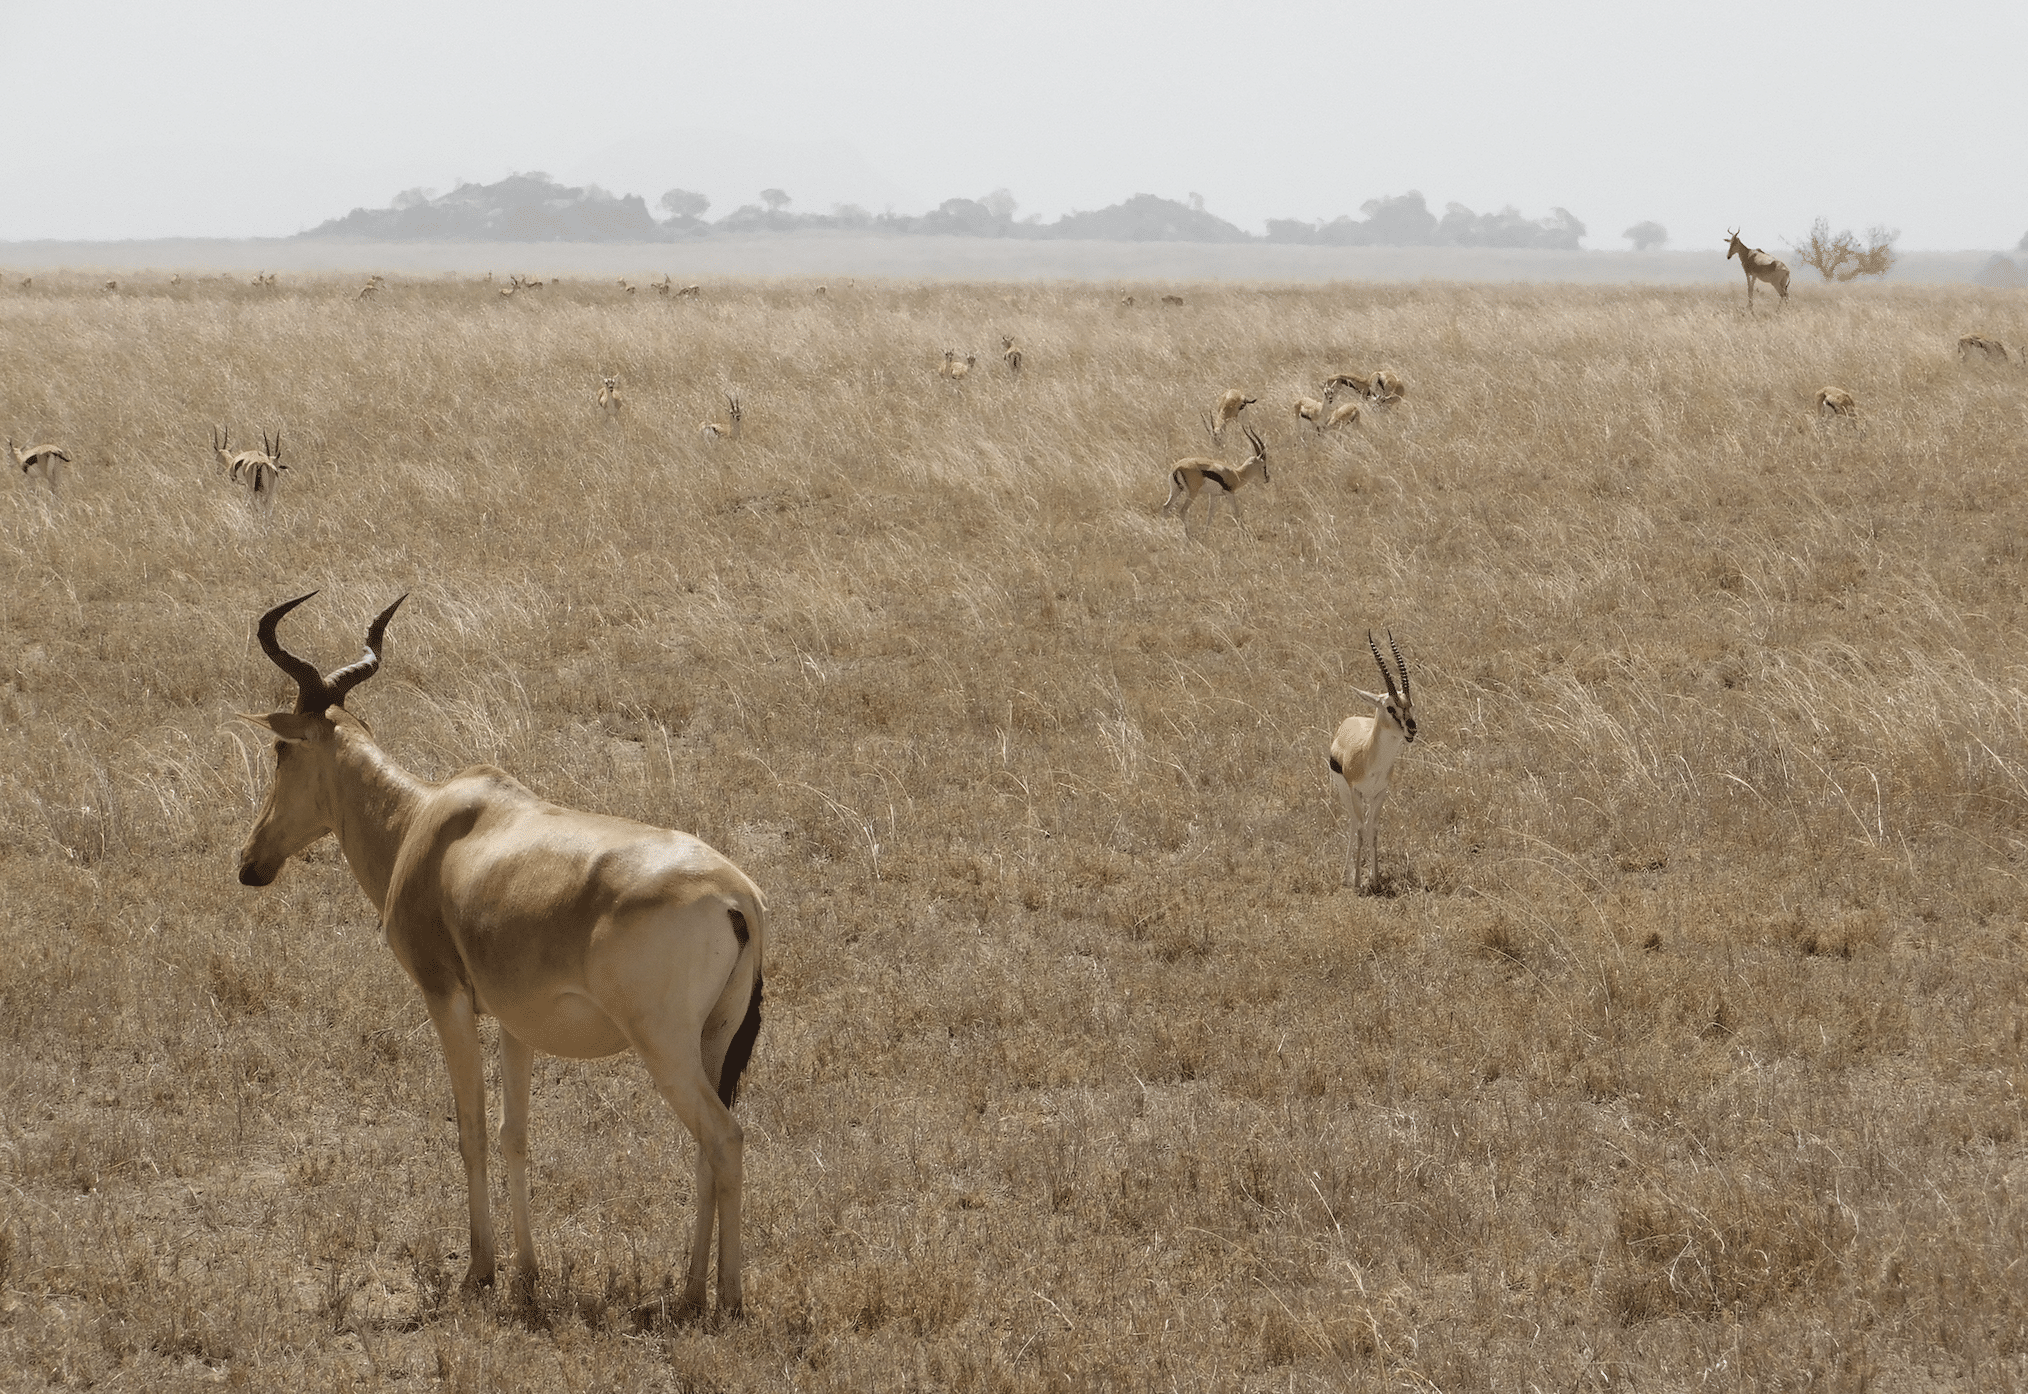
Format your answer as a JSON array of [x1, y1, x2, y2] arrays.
[[7, 253, 2021, 1325]]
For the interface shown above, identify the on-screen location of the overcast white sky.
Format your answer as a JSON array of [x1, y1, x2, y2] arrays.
[[3, 0, 2020, 249]]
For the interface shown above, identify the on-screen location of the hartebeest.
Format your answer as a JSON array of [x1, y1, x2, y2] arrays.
[[1163, 422, 1269, 525], [235, 593, 766, 1317], [1726, 230, 1790, 309], [1330, 631, 1419, 892]]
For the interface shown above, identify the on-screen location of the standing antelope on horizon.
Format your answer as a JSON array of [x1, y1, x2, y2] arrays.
[[1331, 631, 1419, 892], [1163, 422, 1270, 525], [700, 394, 742, 441], [235, 593, 766, 1317], [1726, 230, 1790, 310], [1210, 389, 1257, 443]]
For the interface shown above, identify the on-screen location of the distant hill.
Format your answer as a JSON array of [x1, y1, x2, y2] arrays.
[[305, 174, 658, 242], [301, 176, 1572, 250]]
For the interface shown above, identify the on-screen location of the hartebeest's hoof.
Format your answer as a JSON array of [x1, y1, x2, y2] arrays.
[[459, 1263, 496, 1296]]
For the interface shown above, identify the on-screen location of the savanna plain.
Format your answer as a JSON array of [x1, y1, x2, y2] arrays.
[[1, 271, 2025, 1393]]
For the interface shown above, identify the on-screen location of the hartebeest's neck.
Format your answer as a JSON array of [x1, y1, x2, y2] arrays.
[[328, 723, 428, 918]]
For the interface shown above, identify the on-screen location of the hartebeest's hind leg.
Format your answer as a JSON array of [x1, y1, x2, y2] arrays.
[[627, 1035, 745, 1317], [498, 1027, 539, 1295], [426, 988, 501, 1292]]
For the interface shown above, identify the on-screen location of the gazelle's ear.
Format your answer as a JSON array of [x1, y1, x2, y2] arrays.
[[239, 711, 325, 741], [1351, 686, 1389, 708]]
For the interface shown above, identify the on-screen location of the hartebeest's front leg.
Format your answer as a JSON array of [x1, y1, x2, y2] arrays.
[[498, 1028, 538, 1294], [425, 988, 499, 1291]]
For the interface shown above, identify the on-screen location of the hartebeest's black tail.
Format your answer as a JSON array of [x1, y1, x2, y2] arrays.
[[716, 905, 764, 1107], [717, 969, 763, 1107]]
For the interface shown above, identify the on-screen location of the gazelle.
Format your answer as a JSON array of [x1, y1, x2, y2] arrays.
[[356, 275, 384, 300], [236, 431, 288, 498], [1001, 335, 1023, 374], [939, 350, 975, 382], [654, 274, 674, 296], [701, 393, 742, 441], [212, 424, 267, 482], [1958, 333, 2016, 364], [1210, 389, 1257, 443], [1330, 631, 1419, 892], [1324, 392, 1363, 431], [11, 438, 70, 488], [676, 284, 701, 298], [1725, 230, 1790, 309], [1368, 369, 1406, 404], [235, 593, 766, 1316], [1162, 422, 1269, 525], [103, 279, 119, 292], [1160, 294, 1184, 306], [598, 376, 623, 416], [1816, 386, 1858, 418], [1295, 394, 1326, 431]]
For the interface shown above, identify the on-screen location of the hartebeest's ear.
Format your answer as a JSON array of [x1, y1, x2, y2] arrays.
[[239, 711, 327, 742]]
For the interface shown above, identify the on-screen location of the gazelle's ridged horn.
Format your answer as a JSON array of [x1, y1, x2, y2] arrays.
[[1388, 630, 1410, 704], [258, 592, 328, 713], [324, 594, 408, 707], [1368, 629, 1400, 703]]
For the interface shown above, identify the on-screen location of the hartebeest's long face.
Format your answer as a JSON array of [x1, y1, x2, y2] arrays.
[[235, 591, 405, 885]]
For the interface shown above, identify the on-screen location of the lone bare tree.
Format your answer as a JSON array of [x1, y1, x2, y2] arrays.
[[1794, 218, 1900, 282]]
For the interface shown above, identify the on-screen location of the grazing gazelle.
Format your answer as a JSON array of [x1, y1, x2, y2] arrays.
[[1330, 631, 1419, 892], [1001, 335, 1023, 374], [1958, 333, 2016, 364], [211, 425, 268, 482], [1816, 386, 1858, 418], [1324, 388, 1363, 431], [1210, 388, 1257, 443], [236, 593, 766, 1316], [1295, 394, 1326, 431], [1725, 230, 1790, 310], [1163, 422, 1269, 525], [700, 393, 742, 441], [11, 438, 70, 488], [232, 430, 288, 498], [597, 376, 623, 417], [1367, 369, 1407, 405]]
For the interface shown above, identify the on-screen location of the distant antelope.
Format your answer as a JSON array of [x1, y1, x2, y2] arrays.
[[253, 272, 277, 289], [1210, 388, 1257, 442], [1160, 294, 1184, 306], [1958, 333, 2016, 364], [1001, 335, 1023, 374], [676, 284, 701, 298], [1725, 230, 1790, 310], [1815, 386, 1858, 418], [245, 431, 287, 498], [654, 274, 673, 296], [11, 438, 70, 489], [356, 275, 384, 300], [103, 279, 118, 292], [814, 285, 828, 296], [1120, 295, 1136, 307], [700, 393, 742, 441], [939, 351, 976, 382], [1324, 394, 1363, 431], [1330, 631, 1419, 892], [597, 376, 623, 417], [1163, 422, 1270, 525], [1365, 369, 1407, 405], [212, 425, 271, 483]]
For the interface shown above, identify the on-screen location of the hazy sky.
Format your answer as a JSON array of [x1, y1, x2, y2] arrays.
[[3, 0, 2020, 249]]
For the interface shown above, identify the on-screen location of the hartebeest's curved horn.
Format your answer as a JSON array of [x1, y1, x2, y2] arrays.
[[1388, 630, 1410, 705], [257, 591, 328, 712], [1367, 629, 1400, 703], [324, 594, 407, 708]]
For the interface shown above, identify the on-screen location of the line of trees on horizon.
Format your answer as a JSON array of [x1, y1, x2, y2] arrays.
[[304, 174, 1625, 250]]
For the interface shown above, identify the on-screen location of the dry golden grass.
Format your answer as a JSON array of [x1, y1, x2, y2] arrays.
[[2, 269, 2026, 1391]]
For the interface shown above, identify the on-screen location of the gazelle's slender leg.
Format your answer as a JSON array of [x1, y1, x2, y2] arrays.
[[498, 1027, 537, 1292], [425, 988, 497, 1291]]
